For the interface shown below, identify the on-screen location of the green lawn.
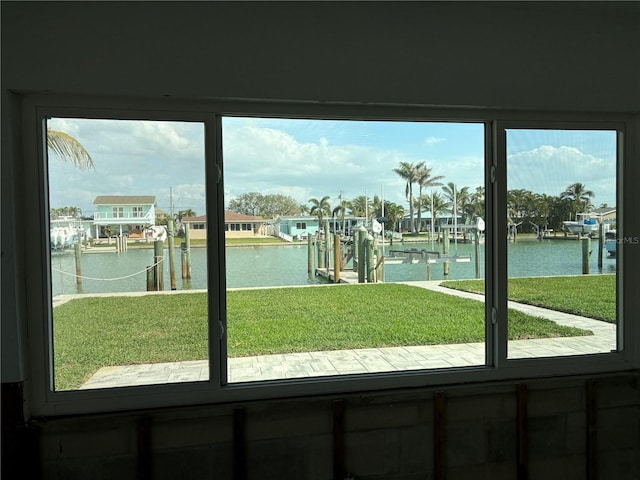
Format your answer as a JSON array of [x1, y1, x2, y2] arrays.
[[441, 274, 616, 323], [52, 283, 590, 390]]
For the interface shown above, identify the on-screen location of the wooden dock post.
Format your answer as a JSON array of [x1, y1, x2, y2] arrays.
[[474, 229, 481, 279], [308, 234, 313, 276], [154, 240, 164, 290], [357, 226, 367, 283], [324, 221, 331, 275], [443, 228, 450, 279], [146, 266, 155, 291], [366, 234, 375, 283], [168, 219, 177, 290], [597, 223, 604, 269], [74, 241, 82, 288], [582, 237, 591, 274], [181, 224, 191, 279], [317, 232, 325, 269], [376, 245, 384, 282], [333, 234, 341, 283]]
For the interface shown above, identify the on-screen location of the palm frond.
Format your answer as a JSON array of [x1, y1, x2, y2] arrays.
[[47, 129, 95, 170]]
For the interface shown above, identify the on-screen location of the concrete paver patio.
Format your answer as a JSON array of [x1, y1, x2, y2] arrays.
[[79, 281, 617, 389]]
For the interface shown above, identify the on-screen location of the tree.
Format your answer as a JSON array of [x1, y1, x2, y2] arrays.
[[47, 129, 94, 170], [349, 195, 370, 217], [560, 182, 595, 220], [422, 191, 447, 236], [228, 192, 299, 218], [384, 202, 405, 233], [228, 192, 264, 216], [308, 196, 331, 229], [332, 198, 352, 233], [442, 182, 470, 228], [393, 161, 424, 234], [259, 194, 300, 218], [415, 165, 444, 232], [299, 204, 310, 215]]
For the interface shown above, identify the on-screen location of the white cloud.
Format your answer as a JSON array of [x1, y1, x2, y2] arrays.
[[425, 136, 446, 145], [508, 145, 615, 204]]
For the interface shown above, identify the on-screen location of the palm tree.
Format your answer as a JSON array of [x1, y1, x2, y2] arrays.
[[442, 182, 470, 227], [415, 165, 444, 233], [349, 195, 370, 218], [299, 204, 310, 215], [332, 198, 352, 233], [308, 196, 331, 230], [393, 161, 424, 234], [560, 182, 595, 220], [422, 191, 447, 238], [47, 129, 94, 170], [385, 202, 405, 233]]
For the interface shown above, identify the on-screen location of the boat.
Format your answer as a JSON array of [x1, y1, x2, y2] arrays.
[[50, 218, 88, 250], [562, 213, 599, 236], [605, 230, 617, 256]]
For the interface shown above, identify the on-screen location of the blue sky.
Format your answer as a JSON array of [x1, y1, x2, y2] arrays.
[[47, 117, 617, 218]]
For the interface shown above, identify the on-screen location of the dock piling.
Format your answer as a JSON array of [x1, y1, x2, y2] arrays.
[[582, 237, 591, 274], [333, 234, 341, 283], [74, 241, 82, 289], [154, 240, 164, 290], [181, 224, 191, 279], [168, 219, 177, 290], [308, 234, 313, 276]]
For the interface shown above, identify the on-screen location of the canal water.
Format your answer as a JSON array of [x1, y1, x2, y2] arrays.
[[50, 239, 616, 297]]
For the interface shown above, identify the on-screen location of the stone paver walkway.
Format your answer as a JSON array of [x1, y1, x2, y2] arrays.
[[79, 281, 616, 389]]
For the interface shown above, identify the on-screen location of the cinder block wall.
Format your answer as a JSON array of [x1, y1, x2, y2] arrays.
[[35, 373, 639, 480]]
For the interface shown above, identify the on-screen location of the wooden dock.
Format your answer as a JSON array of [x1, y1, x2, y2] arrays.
[[315, 268, 361, 284]]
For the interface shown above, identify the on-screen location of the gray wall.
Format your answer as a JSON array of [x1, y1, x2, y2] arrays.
[[2, 2, 639, 111]]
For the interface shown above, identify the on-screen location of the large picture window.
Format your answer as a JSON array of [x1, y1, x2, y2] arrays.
[[23, 96, 630, 415]]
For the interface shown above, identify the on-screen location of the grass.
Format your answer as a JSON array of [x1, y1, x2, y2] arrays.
[[53, 283, 590, 390], [441, 274, 616, 323]]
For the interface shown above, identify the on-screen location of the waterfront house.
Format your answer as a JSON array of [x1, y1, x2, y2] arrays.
[[182, 211, 268, 240], [274, 215, 363, 240], [273, 215, 320, 240], [92, 195, 156, 239], [590, 206, 617, 224]]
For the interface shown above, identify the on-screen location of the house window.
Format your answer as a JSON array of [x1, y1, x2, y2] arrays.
[[25, 98, 630, 416], [296, 222, 307, 230], [112, 207, 124, 218], [133, 206, 143, 218]]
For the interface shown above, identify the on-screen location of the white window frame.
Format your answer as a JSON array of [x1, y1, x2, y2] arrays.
[[112, 206, 124, 218], [20, 94, 638, 416]]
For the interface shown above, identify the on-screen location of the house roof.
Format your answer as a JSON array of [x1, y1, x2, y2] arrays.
[[181, 215, 207, 223], [223, 211, 265, 222], [181, 211, 266, 223], [590, 207, 616, 216], [93, 195, 156, 205]]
